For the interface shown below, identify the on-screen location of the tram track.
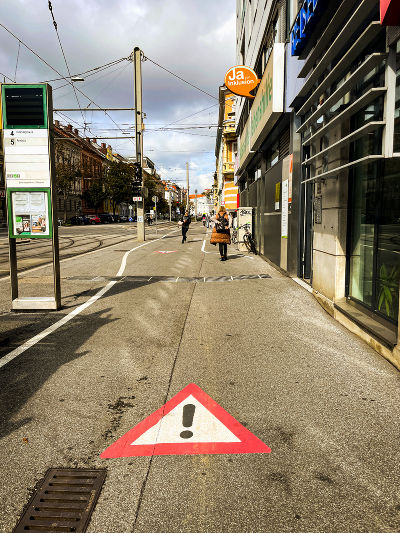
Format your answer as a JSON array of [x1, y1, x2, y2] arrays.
[[0, 222, 177, 278]]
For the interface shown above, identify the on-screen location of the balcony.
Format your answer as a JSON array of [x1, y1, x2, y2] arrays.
[[223, 162, 234, 174]]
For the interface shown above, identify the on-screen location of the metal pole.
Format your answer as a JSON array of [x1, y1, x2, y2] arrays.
[[134, 47, 145, 242], [169, 190, 172, 222], [48, 85, 61, 309], [195, 188, 198, 219], [155, 197, 157, 236], [186, 161, 189, 214]]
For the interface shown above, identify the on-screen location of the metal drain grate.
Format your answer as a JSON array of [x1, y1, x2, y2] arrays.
[[13, 468, 106, 532]]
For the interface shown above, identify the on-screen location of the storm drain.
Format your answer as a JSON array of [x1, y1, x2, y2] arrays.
[[13, 468, 106, 532]]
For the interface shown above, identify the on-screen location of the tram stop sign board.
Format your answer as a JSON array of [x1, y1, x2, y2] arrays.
[[1, 84, 53, 239]]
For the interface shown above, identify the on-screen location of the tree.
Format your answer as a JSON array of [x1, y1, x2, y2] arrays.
[[104, 161, 134, 215], [83, 180, 106, 214], [56, 163, 80, 223]]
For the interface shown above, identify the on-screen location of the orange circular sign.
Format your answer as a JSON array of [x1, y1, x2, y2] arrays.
[[224, 66, 260, 99]]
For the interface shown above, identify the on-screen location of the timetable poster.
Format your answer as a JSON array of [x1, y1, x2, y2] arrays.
[[11, 191, 50, 238]]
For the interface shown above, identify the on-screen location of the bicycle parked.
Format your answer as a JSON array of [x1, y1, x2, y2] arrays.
[[231, 223, 257, 254]]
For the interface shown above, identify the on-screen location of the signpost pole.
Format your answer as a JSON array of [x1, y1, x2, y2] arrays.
[[134, 47, 145, 242], [8, 237, 18, 301], [186, 162, 189, 214], [152, 195, 157, 236], [48, 85, 61, 308]]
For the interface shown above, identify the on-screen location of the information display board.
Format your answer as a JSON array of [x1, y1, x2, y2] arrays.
[[2, 84, 52, 239], [8, 188, 52, 238]]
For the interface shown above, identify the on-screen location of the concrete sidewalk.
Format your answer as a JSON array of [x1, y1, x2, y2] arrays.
[[0, 223, 400, 533]]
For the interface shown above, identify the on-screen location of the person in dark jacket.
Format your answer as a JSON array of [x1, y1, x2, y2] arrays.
[[210, 206, 231, 260], [180, 212, 191, 243]]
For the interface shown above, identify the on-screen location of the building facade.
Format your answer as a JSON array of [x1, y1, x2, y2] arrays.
[[290, 0, 400, 366], [215, 87, 239, 211], [236, 0, 301, 273]]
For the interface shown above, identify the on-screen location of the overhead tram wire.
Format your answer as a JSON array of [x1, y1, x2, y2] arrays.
[[144, 55, 218, 101], [0, 21, 134, 146], [52, 60, 129, 93], [13, 39, 21, 82], [0, 71, 14, 82], [48, 0, 85, 123], [164, 103, 219, 127], [41, 56, 128, 83]]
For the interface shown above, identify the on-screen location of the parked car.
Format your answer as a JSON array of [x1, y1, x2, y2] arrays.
[[98, 214, 114, 224], [70, 216, 90, 225], [119, 215, 128, 222], [111, 214, 121, 223], [88, 215, 101, 224]]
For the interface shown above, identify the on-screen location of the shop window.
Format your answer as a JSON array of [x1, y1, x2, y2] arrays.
[[348, 160, 400, 323]]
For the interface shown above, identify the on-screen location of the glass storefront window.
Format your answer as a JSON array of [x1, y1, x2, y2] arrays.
[[394, 40, 400, 153], [376, 160, 400, 321], [349, 164, 377, 308], [348, 160, 400, 323]]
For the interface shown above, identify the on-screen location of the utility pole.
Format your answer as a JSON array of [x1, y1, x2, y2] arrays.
[[195, 189, 198, 219], [134, 47, 145, 242], [186, 161, 189, 214], [169, 188, 172, 222]]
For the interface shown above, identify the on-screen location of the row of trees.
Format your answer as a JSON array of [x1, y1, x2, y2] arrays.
[[56, 161, 185, 221]]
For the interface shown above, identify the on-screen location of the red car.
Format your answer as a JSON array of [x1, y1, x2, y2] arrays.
[[88, 215, 101, 224]]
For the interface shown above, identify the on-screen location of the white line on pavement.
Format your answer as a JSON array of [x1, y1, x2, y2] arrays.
[[0, 231, 176, 370], [0, 225, 175, 282]]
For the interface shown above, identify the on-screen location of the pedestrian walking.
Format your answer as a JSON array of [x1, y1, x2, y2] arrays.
[[179, 211, 191, 244], [210, 206, 231, 261]]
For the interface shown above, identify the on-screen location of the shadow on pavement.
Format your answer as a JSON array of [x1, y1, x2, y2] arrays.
[[0, 307, 118, 439]]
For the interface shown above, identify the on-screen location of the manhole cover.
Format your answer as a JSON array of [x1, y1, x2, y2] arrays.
[[13, 468, 106, 532]]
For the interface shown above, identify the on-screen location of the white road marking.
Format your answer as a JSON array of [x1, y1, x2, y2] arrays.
[[201, 239, 219, 255], [0, 232, 177, 370], [0, 225, 175, 282]]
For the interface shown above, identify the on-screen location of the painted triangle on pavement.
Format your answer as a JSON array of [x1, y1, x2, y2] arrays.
[[100, 383, 271, 458]]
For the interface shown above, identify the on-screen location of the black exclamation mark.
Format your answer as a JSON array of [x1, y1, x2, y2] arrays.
[[180, 404, 195, 439]]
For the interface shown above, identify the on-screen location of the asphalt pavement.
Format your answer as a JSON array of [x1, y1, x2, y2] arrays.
[[1, 223, 400, 533]]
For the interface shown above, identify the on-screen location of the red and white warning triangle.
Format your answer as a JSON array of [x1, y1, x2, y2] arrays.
[[101, 383, 271, 457]]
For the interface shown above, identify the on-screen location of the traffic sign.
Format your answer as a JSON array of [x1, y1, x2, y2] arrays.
[[100, 383, 271, 458], [132, 196, 142, 202]]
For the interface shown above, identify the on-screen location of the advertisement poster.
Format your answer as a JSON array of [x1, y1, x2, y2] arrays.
[[281, 179, 288, 239], [11, 190, 50, 238]]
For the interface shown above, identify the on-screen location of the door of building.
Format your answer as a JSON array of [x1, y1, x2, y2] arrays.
[[299, 181, 313, 281]]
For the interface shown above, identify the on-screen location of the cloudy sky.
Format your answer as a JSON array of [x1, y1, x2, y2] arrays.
[[0, 0, 236, 193]]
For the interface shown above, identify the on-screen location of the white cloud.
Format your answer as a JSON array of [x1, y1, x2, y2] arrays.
[[0, 0, 235, 192]]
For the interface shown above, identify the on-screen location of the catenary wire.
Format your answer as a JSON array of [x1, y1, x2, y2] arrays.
[[144, 55, 218, 101], [164, 103, 219, 126], [0, 21, 134, 146], [41, 56, 128, 83], [13, 40, 21, 82], [52, 60, 129, 93], [0, 71, 14, 82], [48, 0, 85, 123]]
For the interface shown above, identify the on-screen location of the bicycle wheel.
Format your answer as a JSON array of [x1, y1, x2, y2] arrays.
[[244, 234, 257, 254]]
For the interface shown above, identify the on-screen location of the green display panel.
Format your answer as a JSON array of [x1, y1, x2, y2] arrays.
[[1, 84, 47, 129], [7, 188, 53, 239]]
